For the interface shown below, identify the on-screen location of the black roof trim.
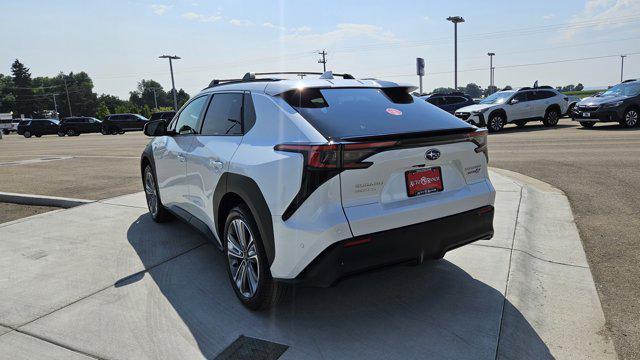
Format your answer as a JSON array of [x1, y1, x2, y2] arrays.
[[205, 71, 356, 90], [622, 79, 638, 83]]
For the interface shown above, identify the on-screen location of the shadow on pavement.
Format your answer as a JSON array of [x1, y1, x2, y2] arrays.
[[493, 122, 574, 135], [125, 214, 551, 359]]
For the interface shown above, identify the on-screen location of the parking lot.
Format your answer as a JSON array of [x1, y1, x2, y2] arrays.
[[0, 118, 639, 358]]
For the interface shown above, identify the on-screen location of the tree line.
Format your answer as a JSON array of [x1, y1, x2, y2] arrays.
[[0, 59, 190, 119]]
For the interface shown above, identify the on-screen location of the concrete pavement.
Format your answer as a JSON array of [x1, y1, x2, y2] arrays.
[[0, 170, 616, 359]]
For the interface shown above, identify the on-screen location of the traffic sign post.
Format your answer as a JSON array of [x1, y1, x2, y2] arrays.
[[416, 57, 425, 95]]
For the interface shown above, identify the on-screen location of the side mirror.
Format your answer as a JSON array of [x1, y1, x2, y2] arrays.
[[144, 120, 167, 137], [510, 99, 519, 105]]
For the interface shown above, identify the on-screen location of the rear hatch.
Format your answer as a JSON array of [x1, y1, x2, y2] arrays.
[[280, 86, 492, 235]]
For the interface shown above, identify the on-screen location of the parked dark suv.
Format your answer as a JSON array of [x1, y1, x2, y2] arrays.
[[58, 117, 102, 136], [17, 119, 60, 138], [102, 113, 148, 134], [420, 92, 475, 114], [572, 79, 640, 128], [149, 111, 176, 121]]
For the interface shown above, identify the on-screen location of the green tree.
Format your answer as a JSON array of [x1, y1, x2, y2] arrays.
[[432, 87, 456, 94], [0, 74, 16, 114], [141, 104, 152, 119], [97, 94, 127, 114], [176, 89, 190, 109], [575, 83, 584, 91], [96, 102, 110, 119], [463, 83, 483, 98], [10, 59, 34, 117]]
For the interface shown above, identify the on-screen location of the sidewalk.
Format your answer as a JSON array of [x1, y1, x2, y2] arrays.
[[0, 170, 616, 359]]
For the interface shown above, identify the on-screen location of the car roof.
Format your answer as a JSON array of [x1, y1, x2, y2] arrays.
[[198, 71, 417, 97]]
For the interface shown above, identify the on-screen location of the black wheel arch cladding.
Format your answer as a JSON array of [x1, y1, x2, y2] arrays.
[[214, 172, 276, 266]]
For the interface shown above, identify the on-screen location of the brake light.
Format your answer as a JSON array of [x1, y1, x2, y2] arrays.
[[468, 129, 489, 162], [275, 141, 398, 170]]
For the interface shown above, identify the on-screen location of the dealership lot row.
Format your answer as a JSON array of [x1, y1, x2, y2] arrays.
[[0, 171, 615, 359]]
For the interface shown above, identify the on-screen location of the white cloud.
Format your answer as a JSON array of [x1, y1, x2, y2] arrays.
[[542, 14, 555, 20], [282, 23, 399, 46], [423, 15, 430, 21], [151, 4, 171, 15], [182, 12, 222, 22], [564, 0, 640, 38], [229, 19, 254, 27], [291, 25, 312, 33], [262, 22, 285, 30]]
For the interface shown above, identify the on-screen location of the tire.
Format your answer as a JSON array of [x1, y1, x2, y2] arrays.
[[23, 131, 31, 138], [566, 103, 576, 116], [580, 121, 596, 128], [101, 128, 108, 135], [488, 112, 505, 132], [58, 131, 65, 137], [143, 165, 172, 223], [66, 129, 76, 136], [543, 108, 560, 127], [224, 205, 284, 310], [514, 120, 527, 128], [35, 134, 42, 138], [621, 108, 639, 128], [118, 130, 125, 135], [2, 129, 9, 135]]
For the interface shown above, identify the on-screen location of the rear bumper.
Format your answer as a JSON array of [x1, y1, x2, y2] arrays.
[[288, 205, 494, 287]]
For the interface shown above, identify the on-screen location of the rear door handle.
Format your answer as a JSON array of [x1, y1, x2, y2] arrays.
[[210, 160, 224, 170]]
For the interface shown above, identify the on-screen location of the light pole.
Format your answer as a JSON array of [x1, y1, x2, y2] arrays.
[[152, 88, 158, 110], [159, 55, 181, 110], [620, 55, 626, 82], [487, 52, 495, 93], [447, 16, 465, 89]]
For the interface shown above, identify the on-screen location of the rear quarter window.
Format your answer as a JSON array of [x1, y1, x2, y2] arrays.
[[282, 88, 472, 140]]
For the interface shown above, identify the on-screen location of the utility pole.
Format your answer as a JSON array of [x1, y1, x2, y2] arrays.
[[52, 93, 59, 118], [152, 88, 158, 110], [620, 55, 626, 82], [446, 16, 465, 89], [63, 77, 73, 117], [487, 52, 495, 93], [317, 50, 327, 72], [159, 55, 181, 110]]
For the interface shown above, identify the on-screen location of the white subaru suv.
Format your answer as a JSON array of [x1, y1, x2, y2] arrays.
[[140, 71, 496, 309], [454, 86, 568, 132]]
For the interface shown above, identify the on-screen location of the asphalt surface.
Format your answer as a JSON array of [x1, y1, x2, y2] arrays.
[[489, 119, 640, 360], [0, 120, 638, 358]]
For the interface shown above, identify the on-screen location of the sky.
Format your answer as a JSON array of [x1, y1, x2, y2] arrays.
[[2, 0, 640, 98]]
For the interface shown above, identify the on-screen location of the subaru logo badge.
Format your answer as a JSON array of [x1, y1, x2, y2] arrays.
[[425, 149, 441, 161]]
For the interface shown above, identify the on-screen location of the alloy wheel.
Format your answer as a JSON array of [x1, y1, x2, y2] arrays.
[[144, 168, 158, 216], [490, 116, 503, 131], [227, 219, 260, 299], [547, 111, 559, 125], [625, 110, 638, 127]]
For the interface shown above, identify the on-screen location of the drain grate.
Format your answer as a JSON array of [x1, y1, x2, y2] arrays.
[[215, 335, 288, 360]]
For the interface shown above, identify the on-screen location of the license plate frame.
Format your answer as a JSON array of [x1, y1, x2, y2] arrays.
[[405, 167, 444, 197]]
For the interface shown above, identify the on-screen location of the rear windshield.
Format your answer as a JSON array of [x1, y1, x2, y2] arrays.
[[281, 88, 472, 139]]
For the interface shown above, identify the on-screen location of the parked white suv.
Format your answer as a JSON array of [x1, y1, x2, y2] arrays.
[[454, 86, 568, 132], [140, 72, 496, 309]]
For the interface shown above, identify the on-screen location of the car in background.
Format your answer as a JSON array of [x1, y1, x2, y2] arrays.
[[454, 86, 568, 132], [572, 79, 640, 128], [565, 95, 581, 116], [0, 118, 21, 135], [420, 92, 475, 114], [17, 119, 60, 138], [140, 71, 495, 309], [149, 111, 176, 121], [101, 113, 148, 135], [58, 117, 102, 136]]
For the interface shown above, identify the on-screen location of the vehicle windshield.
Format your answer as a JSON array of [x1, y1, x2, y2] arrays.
[[599, 82, 640, 97], [479, 91, 515, 104], [282, 87, 472, 139]]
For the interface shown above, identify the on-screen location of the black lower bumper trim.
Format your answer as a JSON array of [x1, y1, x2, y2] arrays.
[[289, 205, 494, 287]]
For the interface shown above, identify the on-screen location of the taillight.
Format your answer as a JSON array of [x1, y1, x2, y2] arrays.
[[469, 129, 489, 162], [275, 141, 398, 170]]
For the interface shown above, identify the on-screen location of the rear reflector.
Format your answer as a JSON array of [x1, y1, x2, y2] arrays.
[[342, 236, 372, 248]]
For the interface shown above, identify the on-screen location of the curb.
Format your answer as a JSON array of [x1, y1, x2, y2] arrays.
[[0, 191, 94, 209]]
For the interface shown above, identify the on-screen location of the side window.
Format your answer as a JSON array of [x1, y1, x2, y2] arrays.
[[538, 91, 555, 99], [243, 93, 256, 133], [174, 96, 208, 134], [427, 97, 444, 105], [446, 96, 465, 105], [512, 92, 530, 102], [200, 93, 244, 136]]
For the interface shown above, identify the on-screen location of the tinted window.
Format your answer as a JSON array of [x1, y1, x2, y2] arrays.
[[200, 93, 243, 136], [446, 96, 467, 104], [537, 91, 556, 99], [426, 97, 445, 105], [175, 96, 208, 134], [512, 92, 531, 102], [284, 88, 472, 139]]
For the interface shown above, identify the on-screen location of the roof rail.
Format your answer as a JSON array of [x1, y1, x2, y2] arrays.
[[538, 85, 553, 89], [622, 79, 638, 83], [205, 71, 356, 89]]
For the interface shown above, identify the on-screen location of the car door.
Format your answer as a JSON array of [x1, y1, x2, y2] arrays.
[[186, 92, 246, 243], [153, 95, 209, 210], [507, 92, 533, 121], [533, 90, 556, 117]]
